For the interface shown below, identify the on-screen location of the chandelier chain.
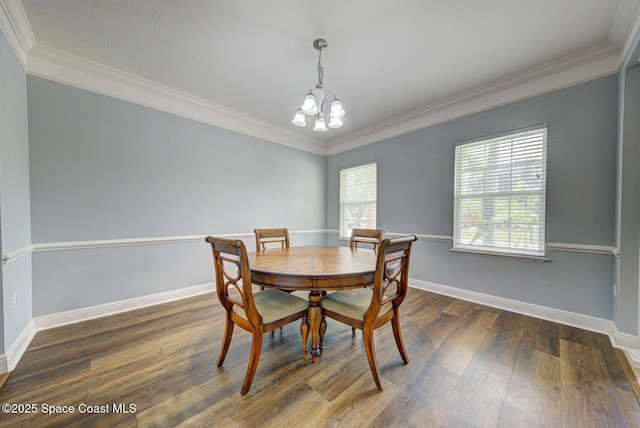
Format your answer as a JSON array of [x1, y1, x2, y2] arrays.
[[316, 48, 324, 89], [291, 38, 344, 131]]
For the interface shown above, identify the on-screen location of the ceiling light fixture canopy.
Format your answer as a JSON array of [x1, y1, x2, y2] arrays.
[[292, 39, 345, 131]]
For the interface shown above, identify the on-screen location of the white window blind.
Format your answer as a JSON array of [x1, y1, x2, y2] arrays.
[[340, 162, 377, 238], [453, 126, 547, 257]]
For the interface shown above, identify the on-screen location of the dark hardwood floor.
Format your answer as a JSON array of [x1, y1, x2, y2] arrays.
[[1, 288, 639, 427]]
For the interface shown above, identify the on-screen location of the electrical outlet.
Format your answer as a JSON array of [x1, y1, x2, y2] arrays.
[[12, 292, 17, 308]]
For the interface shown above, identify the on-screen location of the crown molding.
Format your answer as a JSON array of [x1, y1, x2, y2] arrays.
[[3, 0, 639, 157], [327, 2, 640, 155], [0, 0, 35, 70], [326, 43, 620, 155], [611, 0, 640, 57], [619, 1, 640, 67], [23, 39, 622, 158], [26, 44, 326, 155], [0, 2, 327, 154]]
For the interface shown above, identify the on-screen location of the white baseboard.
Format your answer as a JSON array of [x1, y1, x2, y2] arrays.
[[34, 282, 215, 331], [0, 319, 36, 373], [409, 278, 640, 371], [0, 282, 215, 374], [626, 350, 640, 372], [3, 279, 638, 375], [614, 329, 640, 371], [409, 278, 614, 332]]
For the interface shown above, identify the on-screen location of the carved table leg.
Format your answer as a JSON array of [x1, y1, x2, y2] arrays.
[[307, 290, 323, 363], [300, 316, 309, 356], [319, 314, 327, 355]]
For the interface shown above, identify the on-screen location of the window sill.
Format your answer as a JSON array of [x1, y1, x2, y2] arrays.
[[450, 247, 549, 262]]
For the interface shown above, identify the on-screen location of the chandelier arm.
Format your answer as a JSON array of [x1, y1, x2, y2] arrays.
[[293, 38, 343, 131], [320, 93, 338, 111]]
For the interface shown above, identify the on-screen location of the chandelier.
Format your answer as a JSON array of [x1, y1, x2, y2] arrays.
[[291, 38, 345, 131]]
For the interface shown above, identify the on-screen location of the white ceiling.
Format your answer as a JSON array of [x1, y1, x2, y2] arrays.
[[3, 0, 640, 154]]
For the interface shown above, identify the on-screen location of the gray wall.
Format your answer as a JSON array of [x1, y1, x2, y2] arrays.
[[616, 63, 640, 335], [27, 76, 326, 316], [0, 31, 32, 353], [327, 76, 618, 320], [2, 47, 632, 350]]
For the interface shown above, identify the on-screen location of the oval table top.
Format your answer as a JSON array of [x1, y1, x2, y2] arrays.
[[247, 246, 377, 290]]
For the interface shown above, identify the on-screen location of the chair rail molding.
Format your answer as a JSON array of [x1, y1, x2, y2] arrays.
[[2, 231, 619, 264], [2, 244, 33, 264], [2, 229, 335, 263], [381, 230, 619, 256]]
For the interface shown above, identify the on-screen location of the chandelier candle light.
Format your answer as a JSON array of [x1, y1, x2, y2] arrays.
[[292, 38, 345, 131]]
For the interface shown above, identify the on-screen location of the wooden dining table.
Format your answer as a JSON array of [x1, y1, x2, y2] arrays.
[[247, 246, 377, 361]]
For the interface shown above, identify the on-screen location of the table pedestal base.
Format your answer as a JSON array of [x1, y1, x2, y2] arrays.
[[308, 291, 323, 362]]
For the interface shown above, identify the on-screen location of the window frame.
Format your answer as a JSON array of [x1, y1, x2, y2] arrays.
[[452, 125, 548, 260], [339, 162, 377, 239]]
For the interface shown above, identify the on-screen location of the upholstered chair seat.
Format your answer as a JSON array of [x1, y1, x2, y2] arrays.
[[320, 288, 392, 321], [320, 235, 417, 390], [205, 236, 309, 395], [232, 289, 310, 324]]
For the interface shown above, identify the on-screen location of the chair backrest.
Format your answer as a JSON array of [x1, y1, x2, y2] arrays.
[[254, 228, 290, 251], [365, 235, 417, 321], [350, 228, 384, 251], [205, 236, 261, 328]]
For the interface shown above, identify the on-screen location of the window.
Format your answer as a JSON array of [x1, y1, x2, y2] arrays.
[[453, 125, 547, 258], [340, 162, 377, 238]]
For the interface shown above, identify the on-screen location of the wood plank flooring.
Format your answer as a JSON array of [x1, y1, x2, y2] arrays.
[[1, 288, 639, 427]]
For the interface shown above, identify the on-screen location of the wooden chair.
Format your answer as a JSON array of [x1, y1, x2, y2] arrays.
[[347, 228, 385, 334], [254, 228, 290, 251], [320, 235, 417, 390], [254, 228, 295, 337], [350, 228, 384, 251], [205, 236, 309, 395]]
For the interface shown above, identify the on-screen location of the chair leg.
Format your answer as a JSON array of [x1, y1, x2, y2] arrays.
[[270, 326, 283, 338], [351, 327, 356, 336], [300, 316, 310, 355], [362, 326, 383, 391], [241, 332, 263, 396], [217, 314, 235, 367], [391, 312, 409, 363]]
